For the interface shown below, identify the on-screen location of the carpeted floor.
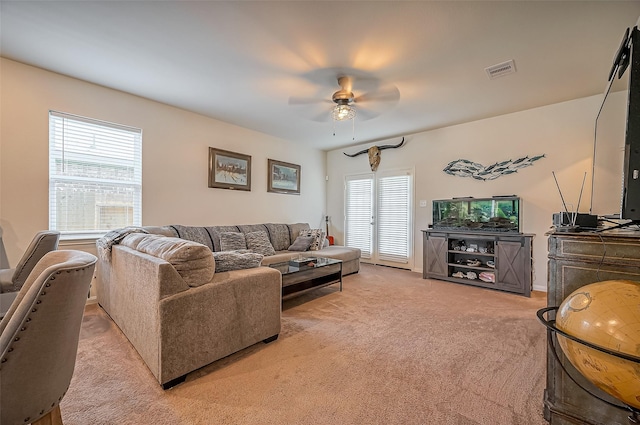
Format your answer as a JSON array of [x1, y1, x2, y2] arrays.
[[62, 264, 548, 425]]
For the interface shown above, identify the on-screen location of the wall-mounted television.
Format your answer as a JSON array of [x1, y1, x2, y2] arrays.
[[591, 24, 640, 225]]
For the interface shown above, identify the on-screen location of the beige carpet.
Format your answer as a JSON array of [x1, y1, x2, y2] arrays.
[[62, 264, 548, 425]]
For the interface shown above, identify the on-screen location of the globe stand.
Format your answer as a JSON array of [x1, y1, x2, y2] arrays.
[[537, 306, 640, 424]]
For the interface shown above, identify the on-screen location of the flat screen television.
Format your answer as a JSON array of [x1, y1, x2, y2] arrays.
[[591, 24, 640, 224]]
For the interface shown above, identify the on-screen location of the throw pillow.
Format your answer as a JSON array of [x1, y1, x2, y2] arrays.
[[219, 232, 247, 251], [245, 231, 276, 256], [288, 223, 310, 245], [212, 250, 263, 273], [288, 235, 314, 252], [299, 228, 326, 251], [120, 234, 215, 287]]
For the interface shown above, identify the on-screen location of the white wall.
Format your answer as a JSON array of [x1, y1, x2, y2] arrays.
[[0, 56, 617, 294], [0, 59, 326, 265], [327, 94, 605, 292]]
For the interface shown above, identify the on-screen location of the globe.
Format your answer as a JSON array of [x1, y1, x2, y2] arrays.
[[556, 279, 640, 411]]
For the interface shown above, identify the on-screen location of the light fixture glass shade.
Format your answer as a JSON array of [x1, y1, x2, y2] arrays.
[[332, 104, 356, 121]]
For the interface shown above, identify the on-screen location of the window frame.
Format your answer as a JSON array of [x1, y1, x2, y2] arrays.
[[48, 111, 142, 240]]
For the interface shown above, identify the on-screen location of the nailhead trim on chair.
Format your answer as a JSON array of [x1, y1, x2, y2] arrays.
[[0, 274, 55, 366], [7, 264, 88, 424], [0, 267, 90, 372]]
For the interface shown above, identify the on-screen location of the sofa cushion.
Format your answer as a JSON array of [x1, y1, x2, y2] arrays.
[[220, 232, 247, 251], [313, 245, 362, 263], [205, 226, 241, 252], [264, 223, 291, 251], [121, 233, 215, 287], [259, 251, 298, 266], [245, 231, 276, 256], [212, 251, 264, 273], [237, 224, 269, 236], [170, 225, 214, 251], [288, 235, 314, 252], [96, 226, 149, 261], [141, 226, 179, 237], [299, 228, 326, 251], [287, 223, 310, 245]]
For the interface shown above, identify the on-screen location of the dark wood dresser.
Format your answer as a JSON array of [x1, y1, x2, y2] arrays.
[[545, 230, 640, 425]]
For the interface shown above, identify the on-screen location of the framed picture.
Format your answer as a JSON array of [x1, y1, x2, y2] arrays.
[[268, 159, 300, 195], [208, 147, 252, 191]]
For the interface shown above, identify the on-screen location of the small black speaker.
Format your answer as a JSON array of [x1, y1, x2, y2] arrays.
[[552, 213, 598, 229]]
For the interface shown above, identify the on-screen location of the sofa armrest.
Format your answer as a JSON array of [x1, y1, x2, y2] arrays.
[[96, 244, 190, 321], [114, 245, 190, 298], [97, 245, 191, 380], [157, 266, 282, 384]]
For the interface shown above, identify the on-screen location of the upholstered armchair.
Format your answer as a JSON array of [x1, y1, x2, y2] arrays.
[[0, 250, 97, 425], [0, 230, 61, 294]]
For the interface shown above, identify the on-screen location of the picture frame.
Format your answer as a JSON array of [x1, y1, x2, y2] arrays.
[[267, 159, 300, 195], [208, 147, 252, 191]]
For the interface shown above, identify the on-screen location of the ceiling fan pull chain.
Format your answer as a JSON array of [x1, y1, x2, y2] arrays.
[[352, 117, 355, 141]]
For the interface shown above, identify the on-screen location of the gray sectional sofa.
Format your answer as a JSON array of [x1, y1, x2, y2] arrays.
[[159, 222, 360, 275], [95, 222, 360, 388]]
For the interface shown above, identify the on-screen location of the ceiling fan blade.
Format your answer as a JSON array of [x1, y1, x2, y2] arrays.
[[354, 86, 400, 104], [300, 67, 368, 88], [310, 109, 331, 122], [290, 68, 398, 123], [355, 107, 381, 121], [288, 96, 333, 106]]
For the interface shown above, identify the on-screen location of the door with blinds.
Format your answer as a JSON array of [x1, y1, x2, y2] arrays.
[[344, 170, 413, 269]]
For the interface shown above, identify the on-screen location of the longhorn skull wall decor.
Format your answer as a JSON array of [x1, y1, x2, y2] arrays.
[[343, 137, 405, 171]]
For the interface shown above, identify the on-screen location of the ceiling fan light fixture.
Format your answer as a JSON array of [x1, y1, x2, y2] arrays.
[[332, 104, 356, 121]]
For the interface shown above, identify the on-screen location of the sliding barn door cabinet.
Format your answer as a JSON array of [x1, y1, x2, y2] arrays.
[[422, 229, 534, 297]]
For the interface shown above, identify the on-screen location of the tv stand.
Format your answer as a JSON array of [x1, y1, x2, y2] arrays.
[[422, 229, 534, 297]]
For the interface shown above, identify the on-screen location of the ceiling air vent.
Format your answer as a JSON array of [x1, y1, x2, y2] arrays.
[[485, 59, 516, 80]]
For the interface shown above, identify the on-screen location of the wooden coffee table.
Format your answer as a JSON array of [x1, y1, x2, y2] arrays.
[[269, 257, 342, 299]]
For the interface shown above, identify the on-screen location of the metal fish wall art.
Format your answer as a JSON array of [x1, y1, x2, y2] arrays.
[[443, 154, 545, 181]]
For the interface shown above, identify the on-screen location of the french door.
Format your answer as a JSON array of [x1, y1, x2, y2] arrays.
[[345, 169, 413, 269]]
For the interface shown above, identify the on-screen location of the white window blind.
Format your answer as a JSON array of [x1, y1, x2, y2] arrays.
[[377, 174, 411, 263], [345, 175, 373, 259], [49, 111, 142, 238]]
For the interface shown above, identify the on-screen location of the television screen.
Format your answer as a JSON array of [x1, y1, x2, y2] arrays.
[[591, 60, 629, 218], [591, 25, 640, 222]]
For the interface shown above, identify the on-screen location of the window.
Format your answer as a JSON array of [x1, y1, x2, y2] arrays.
[[49, 111, 142, 239]]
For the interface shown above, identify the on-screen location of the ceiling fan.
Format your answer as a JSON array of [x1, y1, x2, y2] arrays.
[[288, 69, 400, 123], [331, 76, 358, 121]]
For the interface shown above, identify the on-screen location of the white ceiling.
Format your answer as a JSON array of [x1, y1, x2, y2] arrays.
[[1, 1, 640, 151]]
